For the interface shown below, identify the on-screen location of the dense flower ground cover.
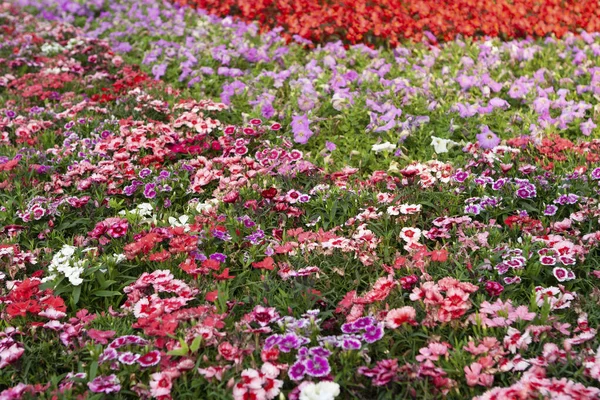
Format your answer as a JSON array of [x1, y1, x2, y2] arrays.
[[173, 0, 600, 45], [1, 0, 600, 399]]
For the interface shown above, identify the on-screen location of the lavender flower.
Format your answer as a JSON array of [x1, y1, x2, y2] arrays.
[[291, 114, 314, 144], [476, 125, 501, 149]]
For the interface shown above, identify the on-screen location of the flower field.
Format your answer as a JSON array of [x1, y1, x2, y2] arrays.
[[1, 0, 600, 399]]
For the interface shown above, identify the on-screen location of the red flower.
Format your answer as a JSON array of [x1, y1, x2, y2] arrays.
[[261, 187, 278, 199], [430, 249, 448, 262], [252, 256, 275, 270]]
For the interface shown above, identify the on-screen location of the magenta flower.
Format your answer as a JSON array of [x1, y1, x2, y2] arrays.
[[363, 323, 385, 343], [304, 355, 331, 377], [87, 375, 121, 394], [288, 361, 306, 381]]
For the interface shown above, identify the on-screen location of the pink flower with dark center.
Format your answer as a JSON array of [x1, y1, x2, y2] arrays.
[[138, 350, 161, 368], [105, 218, 128, 238]]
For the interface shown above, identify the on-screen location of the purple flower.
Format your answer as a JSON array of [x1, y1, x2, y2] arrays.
[[325, 141, 336, 151], [476, 125, 501, 149], [5, 110, 15, 119], [264, 334, 281, 350], [288, 361, 306, 381], [579, 118, 597, 136], [308, 346, 331, 358], [453, 170, 469, 183], [123, 185, 137, 197], [212, 229, 232, 241], [362, 323, 384, 343], [98, 348, 118, 364], [143, 183, 156, 199], [279, 333, 302, 352], [113, 42, 132, 53], [210, 253, 227, 262], [291, 114, 314, 144], [492, 178, 509, 190], [353, 317, 375, 330], [139, 168, 152, 179], [464, 204, 482, 215], [304, 356, 331, 377], [516, 187, 534, 199], [591, 167, 600, 180], [87, 375, 121, 394], [341, 337, 362, 350], [151, 63, 167, 80]]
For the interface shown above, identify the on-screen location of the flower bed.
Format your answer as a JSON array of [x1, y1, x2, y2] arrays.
[[1, 1, 600, 400], [174, 0, 600, 45], [15, 0, 600, 172]]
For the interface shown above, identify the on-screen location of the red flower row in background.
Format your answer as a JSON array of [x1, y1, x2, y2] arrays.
[[175, 0, 600, 45]]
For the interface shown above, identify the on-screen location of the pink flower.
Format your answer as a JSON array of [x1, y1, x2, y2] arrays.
[[464, 362, 494, 387], [385, 307, 417, 329], [87, 374, 121, 394], [87, 329, 116, 345], [0, 337, 24, 369], [149, 371, 173, 398], [105, 218, 128, 238]]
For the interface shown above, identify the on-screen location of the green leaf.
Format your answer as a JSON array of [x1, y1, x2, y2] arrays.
[[72, 285, 82, 305], [190, 335, 203, 353], [93, 290, 121, 297], [89, 361, 98, 381]]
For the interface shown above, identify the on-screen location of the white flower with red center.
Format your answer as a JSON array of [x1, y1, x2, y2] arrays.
[[400, 204, 421, 214], [377, 193, 393, 203], [387, 206, 400, 216], [233, 363, 283, 400], [133, 295, 162, 318], [400, 227, 422, 244], [385, 306, 417, 329], [503, 327, 531, 353], [251, 306, 280, 327], [534, 285, 576, 310]]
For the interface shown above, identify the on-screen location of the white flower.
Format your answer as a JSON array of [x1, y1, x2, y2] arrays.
[[431, 136, 456, 154], [112, 254, 126, 264], [371, 142, 396, 153], [331, 93, 348, 111], [60, 245, 76, 257], [195, 199, 219, 213], [168, 215, 190, 232], [387, 206, 400, 216], [300, 381, 341, 400]]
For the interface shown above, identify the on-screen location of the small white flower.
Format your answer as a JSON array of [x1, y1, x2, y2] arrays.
[[331, 93, 348, 111], [431, 136, 456, 154], [168, 215, 190, 231], [371, 142, 396, 153], [300, 381, 341, 400]]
